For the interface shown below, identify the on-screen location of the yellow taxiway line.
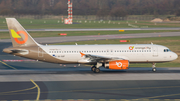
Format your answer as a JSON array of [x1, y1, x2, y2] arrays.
[[30, 79, 40, 100], [0, 60, 17, 70], [0, 79, 40, 100], [0, 86, 36, 95], [146, 93, 180, 99]]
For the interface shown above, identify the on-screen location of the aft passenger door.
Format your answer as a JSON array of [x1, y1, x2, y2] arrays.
[[38, 47, 43, 57]]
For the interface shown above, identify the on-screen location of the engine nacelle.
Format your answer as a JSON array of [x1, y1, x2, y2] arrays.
[[105, 60, 129, 70]]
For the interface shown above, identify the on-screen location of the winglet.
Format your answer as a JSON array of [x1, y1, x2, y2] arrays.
[[80, 52, 85, 57]]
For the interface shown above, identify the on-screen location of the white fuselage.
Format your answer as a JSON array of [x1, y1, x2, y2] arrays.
[[40, 44, 178, 64]]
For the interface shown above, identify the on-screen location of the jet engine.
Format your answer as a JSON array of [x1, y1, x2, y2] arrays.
[[104, 60, 129, 70]]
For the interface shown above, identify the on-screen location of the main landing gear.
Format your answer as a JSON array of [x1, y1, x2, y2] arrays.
[[152, 63, 156, 72], [91, 66, 100, 73]]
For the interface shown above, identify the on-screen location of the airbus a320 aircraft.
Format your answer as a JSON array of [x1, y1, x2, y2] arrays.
[[3, 18, 178, 73]]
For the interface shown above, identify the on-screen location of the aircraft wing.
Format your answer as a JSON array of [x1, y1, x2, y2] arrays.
[[80, 52, 125, 62]]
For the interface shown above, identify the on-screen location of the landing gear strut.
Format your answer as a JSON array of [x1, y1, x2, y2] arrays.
[[152, 63, 156, 72]]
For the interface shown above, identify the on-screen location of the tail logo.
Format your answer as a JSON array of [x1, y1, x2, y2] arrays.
[[11, 29, 28, 44]]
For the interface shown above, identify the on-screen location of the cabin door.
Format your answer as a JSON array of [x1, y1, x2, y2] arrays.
[[38, 47, 44, 57], [152, 47, 158, 57]]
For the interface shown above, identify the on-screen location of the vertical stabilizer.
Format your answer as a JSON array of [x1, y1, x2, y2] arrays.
[[6, 18, 39, 47]]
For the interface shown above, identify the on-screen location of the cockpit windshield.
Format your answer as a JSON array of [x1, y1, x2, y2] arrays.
[[164, 49, 171, 52]]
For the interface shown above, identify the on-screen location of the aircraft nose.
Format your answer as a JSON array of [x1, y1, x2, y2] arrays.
[[172, 52, 178, 60], [174, 53, 178, 60]]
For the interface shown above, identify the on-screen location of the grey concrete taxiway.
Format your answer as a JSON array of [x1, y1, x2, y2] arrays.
[[1, 32, 180, 44]]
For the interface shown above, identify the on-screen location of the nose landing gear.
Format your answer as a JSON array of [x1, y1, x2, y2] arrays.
[[152, 63, 156, 72]]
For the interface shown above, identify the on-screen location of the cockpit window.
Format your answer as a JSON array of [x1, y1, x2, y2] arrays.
[[164, 49, 171, 52]]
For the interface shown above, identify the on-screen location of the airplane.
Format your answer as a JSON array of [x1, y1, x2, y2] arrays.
[[3, 18, 178, 73]]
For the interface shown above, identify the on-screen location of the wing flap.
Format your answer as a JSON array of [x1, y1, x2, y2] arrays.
[[81, 53, 125, 63]]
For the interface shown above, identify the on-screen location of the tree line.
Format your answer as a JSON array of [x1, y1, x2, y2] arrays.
[[0, 0, 180, 17]]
